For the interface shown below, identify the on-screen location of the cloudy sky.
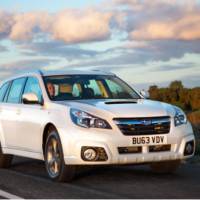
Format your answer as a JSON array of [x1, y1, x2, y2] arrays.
[[0, 0, 200, 89]]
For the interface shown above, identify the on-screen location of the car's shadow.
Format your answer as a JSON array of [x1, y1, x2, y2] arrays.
[[11, 156, 183, 182], [9, 156, 199, 198]]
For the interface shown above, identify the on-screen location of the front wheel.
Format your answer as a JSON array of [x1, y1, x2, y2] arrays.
[[44, 130, 76, 182], [150, 160, 181, 174]]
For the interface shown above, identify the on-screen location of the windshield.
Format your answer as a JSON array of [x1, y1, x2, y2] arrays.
[[43, 75, 141, 101]]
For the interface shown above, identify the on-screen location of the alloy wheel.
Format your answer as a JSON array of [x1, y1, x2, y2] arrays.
[[46, 137, 61, 178]]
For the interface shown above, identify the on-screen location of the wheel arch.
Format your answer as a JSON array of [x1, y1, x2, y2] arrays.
[[42, 123, 58, 155]]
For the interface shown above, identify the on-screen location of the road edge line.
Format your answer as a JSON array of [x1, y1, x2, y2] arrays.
[[0, 189, 23, 199]]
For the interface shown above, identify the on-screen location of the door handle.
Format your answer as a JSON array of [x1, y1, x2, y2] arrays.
[[16, 109, 21, 115]]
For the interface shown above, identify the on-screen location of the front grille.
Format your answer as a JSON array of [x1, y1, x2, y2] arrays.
[[114, 116, 171, 136]]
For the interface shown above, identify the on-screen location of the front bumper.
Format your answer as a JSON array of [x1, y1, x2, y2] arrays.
[[59, 122, 195, 165]]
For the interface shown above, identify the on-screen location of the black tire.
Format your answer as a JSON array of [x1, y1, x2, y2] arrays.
[[44, 129, 76, 182], [0, 144, 13, 168], [150, 160, 181, 174]]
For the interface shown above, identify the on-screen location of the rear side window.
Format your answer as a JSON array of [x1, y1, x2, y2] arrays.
[[7, 78, 27, 103], [23, 77, 43, 102], [0, 82, 10, 102]]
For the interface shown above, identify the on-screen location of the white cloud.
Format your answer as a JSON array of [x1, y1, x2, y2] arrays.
[[0, 10, 14, 39], [0, 9, 114, 43], [51, 9, 113, 43], [116, 0, 200, 41], [1, 1, 200, 42], [130, 13, 200, 41], [9, 12, 51, 40]]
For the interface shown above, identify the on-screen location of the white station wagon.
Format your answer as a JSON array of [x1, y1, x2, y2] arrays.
[[0, 70, 195, 181]]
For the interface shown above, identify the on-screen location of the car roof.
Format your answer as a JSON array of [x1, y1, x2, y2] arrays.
[[41, 69, 115, 76]]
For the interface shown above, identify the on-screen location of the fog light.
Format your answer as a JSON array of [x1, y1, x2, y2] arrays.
[[81, 146, 108, 161], [83, 148, 97, 161], [184, 141, 194, 156]]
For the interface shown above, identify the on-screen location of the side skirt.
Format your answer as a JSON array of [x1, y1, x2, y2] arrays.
[[2, 147, 44, 161]]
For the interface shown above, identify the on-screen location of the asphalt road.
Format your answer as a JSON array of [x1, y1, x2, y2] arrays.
[[0, 156, 200, 199]]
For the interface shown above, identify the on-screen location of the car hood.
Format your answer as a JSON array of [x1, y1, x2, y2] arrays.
[[56, 99, 175, 118]]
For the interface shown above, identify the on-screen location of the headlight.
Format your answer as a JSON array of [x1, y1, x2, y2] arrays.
[[174, 106, 187, 126], [70, 108, 112, 129]]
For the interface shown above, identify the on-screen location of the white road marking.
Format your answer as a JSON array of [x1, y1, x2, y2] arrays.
[[0, 189, 23, 199]]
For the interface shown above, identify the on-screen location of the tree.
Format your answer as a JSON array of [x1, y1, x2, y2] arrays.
[[169, 81, 184, 103], [148, 81, 200, 111], [149, 85, 160, 100], [169, 81, 184, 91], [190, 88, 200, 111]]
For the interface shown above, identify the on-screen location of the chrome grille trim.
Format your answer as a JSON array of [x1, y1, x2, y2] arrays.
[[114, 116, 171, 136]]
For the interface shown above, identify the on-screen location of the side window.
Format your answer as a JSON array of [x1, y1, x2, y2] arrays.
[[72, 84, 81, 97], [23, 77, 43, 102], [3, 83, 11, 102], [7, 78, 27, 103], [86, 80, 102, 96], [0, 82, 10, 102], [105, 79, 123, 98]]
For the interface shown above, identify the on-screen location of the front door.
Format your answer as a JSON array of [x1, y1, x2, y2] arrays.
[[15, 76, 47, 153]]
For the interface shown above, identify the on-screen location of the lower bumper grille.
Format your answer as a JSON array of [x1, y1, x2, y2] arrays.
[[118, 146, 142, 154], [114, 116, 171, 136], [149, 144, 171, 152], [118, 145, 171, 154]]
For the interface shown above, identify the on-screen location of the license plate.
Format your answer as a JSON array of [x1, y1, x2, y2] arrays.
[[132, 135, 167, 145]]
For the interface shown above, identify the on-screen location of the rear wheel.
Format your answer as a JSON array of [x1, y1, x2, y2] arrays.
[[0, 144, 13, 168], [44, 129, 76, 182], [150, 160, 181, 174]]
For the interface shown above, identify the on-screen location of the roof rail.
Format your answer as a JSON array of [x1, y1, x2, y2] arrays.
[[24, 69, 43, 76], [91, 69, 115, 75]]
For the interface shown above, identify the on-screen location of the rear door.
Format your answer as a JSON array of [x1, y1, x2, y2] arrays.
[[0, 81, 11, 147], [1, 77, 27, 148]]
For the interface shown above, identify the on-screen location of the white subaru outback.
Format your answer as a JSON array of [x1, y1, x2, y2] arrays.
[[0, 70, 195, 181]]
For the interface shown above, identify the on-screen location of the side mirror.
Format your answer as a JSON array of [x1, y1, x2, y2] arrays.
[[140, 90, 150, 99], [22, 93, 42, 105]]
